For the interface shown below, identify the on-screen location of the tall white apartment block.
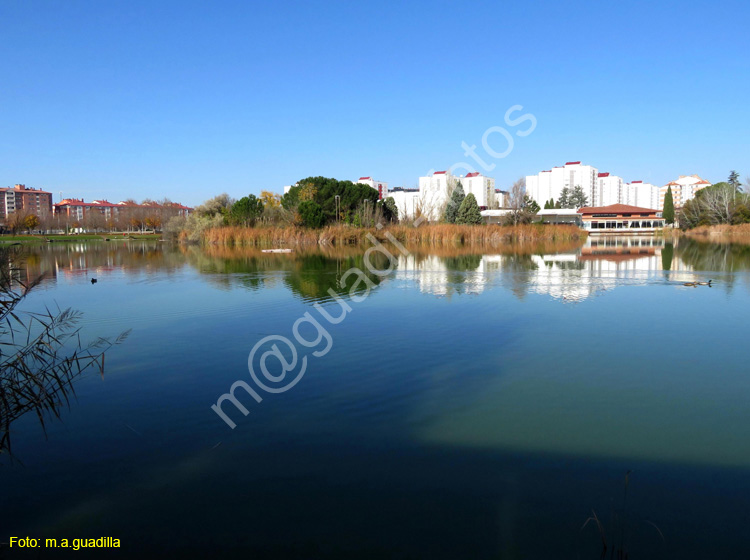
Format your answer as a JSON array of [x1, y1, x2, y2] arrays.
[[624, 181, 661, 209], [594, 173, 623, 207], [356, 177, 389, 200], [526, 161, 598, 207], [461, 172, 496, 208], [660, 175, 711, 209]]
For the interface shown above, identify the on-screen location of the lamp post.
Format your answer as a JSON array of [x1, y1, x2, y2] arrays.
[[334, 195, 340, 224]]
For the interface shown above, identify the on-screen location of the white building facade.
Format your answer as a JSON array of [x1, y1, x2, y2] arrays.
[[388, 170, 496, 221], [624, 181, 660, 209], [356, 177, 389, 200], [594, 173, 623, 207], [660, 175, 711, 209], [526, 161, 599, 208], [461, 172, 496, 209]]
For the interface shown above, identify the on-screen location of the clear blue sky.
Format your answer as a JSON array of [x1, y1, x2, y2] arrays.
[[2, 0, 748, 206]]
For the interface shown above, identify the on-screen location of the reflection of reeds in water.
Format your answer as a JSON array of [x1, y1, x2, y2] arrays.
[[664, 224, 750, 245], [0, 246, 129, 460], [201, 224, 587, 248]]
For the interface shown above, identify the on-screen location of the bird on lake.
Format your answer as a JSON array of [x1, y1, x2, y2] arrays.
[[682, 280, 712, 287], [90, 278, 97, 284]]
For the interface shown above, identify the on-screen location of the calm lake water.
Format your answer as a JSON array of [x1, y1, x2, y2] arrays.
[[3, 236, 750, 559]]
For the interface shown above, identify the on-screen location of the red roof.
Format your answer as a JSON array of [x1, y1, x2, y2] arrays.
[[631, 180, 642, 184], [465, 172, 480, 178], [598, 172, 610, 177], [565, 161, 581, 165], [578, 203, 659, 215], [359, 177, 371, 180], [434, 171, 446, 175]]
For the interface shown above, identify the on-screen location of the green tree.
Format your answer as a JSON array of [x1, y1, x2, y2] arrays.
[[559, 187, 571, 208], [728, 170, 741, 191], [380, 197, 399, 223], [444, 181, 465, 223], [569, 185, 589, 209], [456, 193, 483, 225], [524, 195, 541, 214], [297, 200, 324, 228], [663, 186, 675, 225], [230, 195, 264, 226], [544, 200, 550, 209], [282, 177, 378, 226]]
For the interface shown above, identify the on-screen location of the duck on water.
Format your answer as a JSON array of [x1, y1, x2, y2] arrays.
[[682, 280, 712, 287]]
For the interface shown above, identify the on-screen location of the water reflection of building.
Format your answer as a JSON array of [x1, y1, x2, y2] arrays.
[[527, 237, 697, 302], [394, 254, 492, 296]]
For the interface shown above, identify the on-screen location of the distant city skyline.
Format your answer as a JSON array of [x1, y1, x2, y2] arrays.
[[2, 1, 748, 207]]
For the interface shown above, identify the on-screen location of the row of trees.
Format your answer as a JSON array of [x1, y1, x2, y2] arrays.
[[679, 171, 750, 229], [540, 185, 589, 210], [442, 182, 483, 225]]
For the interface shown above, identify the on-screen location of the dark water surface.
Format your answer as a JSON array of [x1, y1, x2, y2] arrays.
[[3, 237, 750, 559]]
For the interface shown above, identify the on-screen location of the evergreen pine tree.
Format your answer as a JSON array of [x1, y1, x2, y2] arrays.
[[570, 185, 589, 209], [663, 185, 675, 225], [456, 193, 483, 225], [559, 187, 571, 208], [444, 181, 465, 223], [728, 170, 741, 191]]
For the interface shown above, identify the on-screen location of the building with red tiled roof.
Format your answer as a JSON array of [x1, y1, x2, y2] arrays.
[[355, 177, 388, 200], [0, 184, 53, 221], [659, 174, 712, 209], [54, 198, 193, 230], [577, 204, 664, 233]]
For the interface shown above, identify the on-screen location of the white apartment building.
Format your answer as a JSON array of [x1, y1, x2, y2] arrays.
[[388, 188, 422, 220], [461, 172, 496, 209], [660, 175, 711, 209], [594, 173, 623, 207], [389, 170, 496, 221], [526, 161, 599, 208], [356, 177, 389, 200], [624, 181, 660, 209]]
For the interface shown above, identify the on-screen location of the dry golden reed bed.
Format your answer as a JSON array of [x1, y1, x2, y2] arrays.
[[659, 224, 750, 244], [199, 224, 586, 248], [684, 224, 750, 237]]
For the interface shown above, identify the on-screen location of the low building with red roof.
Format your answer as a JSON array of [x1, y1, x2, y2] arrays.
[[577, 203, 665, 233]]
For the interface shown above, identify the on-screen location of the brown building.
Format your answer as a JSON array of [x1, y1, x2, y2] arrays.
[[54, 198, 192, 230], [0, 184, 54, 221]]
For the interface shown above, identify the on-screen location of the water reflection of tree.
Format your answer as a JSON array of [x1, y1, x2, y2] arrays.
[[661, 242, 674, 271], [183, 246, 386, 302], [675, 238, 750, 293], [0, 247, 128, 460], [500, 254, 539, 300]]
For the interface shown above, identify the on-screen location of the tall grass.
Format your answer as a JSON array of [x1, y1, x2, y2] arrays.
[[200, 224, 586, 248], [684, 223, 750, 237]]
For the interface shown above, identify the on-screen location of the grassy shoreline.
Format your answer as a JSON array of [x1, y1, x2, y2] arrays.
[[199, 224, 587, 247], [0, 233, 161, 243]]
